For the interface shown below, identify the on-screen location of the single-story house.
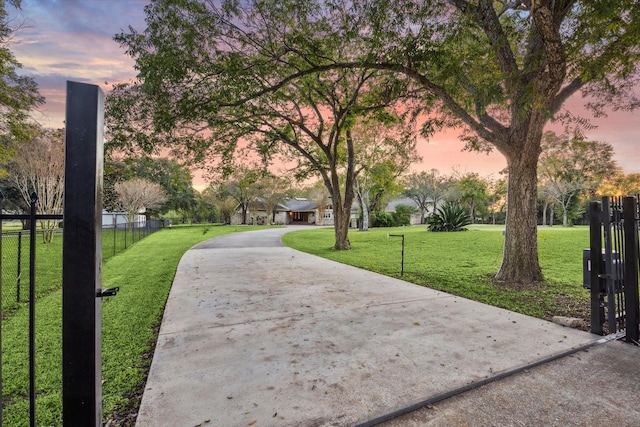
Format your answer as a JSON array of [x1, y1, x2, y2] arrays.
[[230, 197, 357, 226]]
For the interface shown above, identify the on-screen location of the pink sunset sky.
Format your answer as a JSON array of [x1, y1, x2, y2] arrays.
[[8, 0, 640, 187]]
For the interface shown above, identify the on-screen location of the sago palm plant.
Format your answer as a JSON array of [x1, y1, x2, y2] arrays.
[[427, 203, 471, 232]]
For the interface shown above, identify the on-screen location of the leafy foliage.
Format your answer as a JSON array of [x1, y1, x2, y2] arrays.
[[403, 169, 451, 224], [104, 156, 196, 216], [427, 202, 471, 232], [538, 131, 618, 226], [0, 0, 43, 170], [108, 0, 640, 282], [114, 177, 168, 224], [4, 127, 64, 243]]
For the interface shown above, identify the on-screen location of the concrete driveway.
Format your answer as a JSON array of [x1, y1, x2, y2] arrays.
[[135, 226, 640, 426]]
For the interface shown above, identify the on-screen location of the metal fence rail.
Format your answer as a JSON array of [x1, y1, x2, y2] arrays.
[[102, 218, 164, 258], [588, 195, 640, 343], [1, 206, 164, 426]]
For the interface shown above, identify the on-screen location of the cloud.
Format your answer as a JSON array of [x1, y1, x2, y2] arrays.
[[8, 0, 149, 126]]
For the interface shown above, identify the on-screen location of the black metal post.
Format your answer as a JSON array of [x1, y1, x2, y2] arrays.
[[113, 216, 116, 257], [29, 192, 37, 427], [601, 197, 618, 333], [17, 231, 22, 302], [62, 81, 104, 426], [623, 196, 639, 343], [388, 234, 405, 276], [588, 201, 604, 335]]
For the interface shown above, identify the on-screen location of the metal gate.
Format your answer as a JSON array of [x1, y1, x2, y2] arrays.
[[587, 196, 640, 343], [0, 81, 105, 426]]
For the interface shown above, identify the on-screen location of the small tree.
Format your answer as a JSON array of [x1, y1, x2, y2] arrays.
[[7, 127, 64, 243], [451, 172, 488, 224], [218, 165, 261, 225], [114, 178, 167, 228], [403, 170, 451, 224], [256, 174, 290, 225], [217, 196, 237, 225], [305, 182, 331, 226], [538, 132, 617, 226]]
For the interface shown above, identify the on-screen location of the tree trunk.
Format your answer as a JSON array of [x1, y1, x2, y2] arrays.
[[355, 178, 369, 231], [496, 143, 543, 283], [562, 206, 568, 227], [549, 205, 554, 227], [241, 203, 248, 224], [361, 203, 369, 231], [332, 192, 352, 249], [542, 200, 548, 226]]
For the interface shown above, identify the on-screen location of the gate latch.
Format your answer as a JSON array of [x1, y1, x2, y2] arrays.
[[97, 287, 120, 298]]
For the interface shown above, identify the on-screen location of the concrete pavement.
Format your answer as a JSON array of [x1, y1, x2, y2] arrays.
[[135, 226, 640, 426]]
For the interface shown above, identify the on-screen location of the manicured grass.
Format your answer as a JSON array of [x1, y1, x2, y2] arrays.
[[1, 231, 63, 314], [1, 226, 155, 316], [282, 225, 590, 321], [1, 224, 270, 426]]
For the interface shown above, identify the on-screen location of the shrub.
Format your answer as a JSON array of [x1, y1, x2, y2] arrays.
[[373, 212, 395, 227], [427, 203, 471, 232], [392, 204, 417, 226]]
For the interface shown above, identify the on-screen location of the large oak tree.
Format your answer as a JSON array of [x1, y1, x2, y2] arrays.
[[110, 0, 640, 282], [109, 0, 413, 250]]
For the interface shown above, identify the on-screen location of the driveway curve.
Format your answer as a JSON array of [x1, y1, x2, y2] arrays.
[[134, 226, 636, 426]]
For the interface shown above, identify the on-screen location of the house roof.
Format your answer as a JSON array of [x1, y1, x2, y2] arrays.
[[249, 199, 290, 212], [282, 198, 317, 212], [385, 197, 421, 212]]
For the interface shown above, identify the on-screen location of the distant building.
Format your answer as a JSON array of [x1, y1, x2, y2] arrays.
[[230, 197, 353, 226], [102, 210, 146, 228]]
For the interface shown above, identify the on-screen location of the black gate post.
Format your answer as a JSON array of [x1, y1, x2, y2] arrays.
[[29, 192, 37, 426], [623, 196, 639, 343], [588, 201, 604, 335], [62, 81, 104, 426]]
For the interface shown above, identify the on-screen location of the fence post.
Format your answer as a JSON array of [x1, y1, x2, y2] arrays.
[[28, 192, 37, 426], [623, 196, 639, 343], [62, 81, 104, 426], [113, 215, 116, 257], [17, 231, 22, 302], [588, 201, 604, 335]]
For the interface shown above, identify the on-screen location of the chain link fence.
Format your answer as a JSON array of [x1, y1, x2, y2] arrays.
[[1, 219, 164, 314]]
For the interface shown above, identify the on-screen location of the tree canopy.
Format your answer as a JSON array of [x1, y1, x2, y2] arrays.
[[104, 155, 197, 217], [110, 0, 640, 282], [538, 131, 617, 226], [0, 0, 43, 171], [4, 126, 63, 242], [114, 177, 168, 225]]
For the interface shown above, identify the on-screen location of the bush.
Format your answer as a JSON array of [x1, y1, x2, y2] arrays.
[[392, 204, 416, 226], [427, 203, 471, 232], [373, 212, 395, 227]]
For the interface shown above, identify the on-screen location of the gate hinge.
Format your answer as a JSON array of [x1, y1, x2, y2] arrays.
[[97, 287, 120, 298]]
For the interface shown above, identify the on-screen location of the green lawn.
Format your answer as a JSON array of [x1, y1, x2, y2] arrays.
[[1, 223, 590, 425], [1, 226, 155, 316], [1, 224, 270, 426], [282, 225, 590, 321], [1, 231, 63, 314]]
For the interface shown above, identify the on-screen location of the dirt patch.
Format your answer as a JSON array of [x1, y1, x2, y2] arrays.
[[544, 293, 590, 331]]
